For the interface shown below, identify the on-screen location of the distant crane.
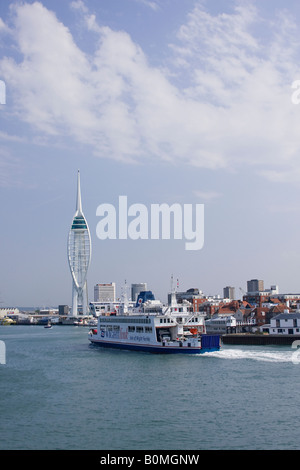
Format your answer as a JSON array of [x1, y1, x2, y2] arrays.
[[239, 287, 247, 300]]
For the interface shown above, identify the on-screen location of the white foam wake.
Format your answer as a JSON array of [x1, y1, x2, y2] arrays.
[[203, 348, 295, 363]]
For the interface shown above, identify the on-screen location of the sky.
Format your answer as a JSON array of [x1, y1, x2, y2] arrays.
[[1, 0, 300, 307]]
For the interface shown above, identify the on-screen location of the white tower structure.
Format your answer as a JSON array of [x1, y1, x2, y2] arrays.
[[67, 170, 91, 316]]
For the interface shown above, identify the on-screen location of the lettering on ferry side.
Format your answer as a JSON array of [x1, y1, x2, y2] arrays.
[[120, 328, 128, 340], [96, 196, 204, 251], [129, 335, 151, 343]]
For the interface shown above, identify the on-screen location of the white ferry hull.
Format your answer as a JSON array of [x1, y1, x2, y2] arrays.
[[89, 335, 220, 354]]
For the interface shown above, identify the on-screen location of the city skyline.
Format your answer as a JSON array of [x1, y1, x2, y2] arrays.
[[1, 1, 300, 307]]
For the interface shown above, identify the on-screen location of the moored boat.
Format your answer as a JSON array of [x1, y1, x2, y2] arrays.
[[0, 317, 16, 325]]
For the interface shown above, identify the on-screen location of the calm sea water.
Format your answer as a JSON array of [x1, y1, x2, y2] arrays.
[[0, 325, 300, 450]]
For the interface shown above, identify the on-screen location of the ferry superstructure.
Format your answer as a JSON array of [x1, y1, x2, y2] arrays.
[[89, 293, 220, 354]]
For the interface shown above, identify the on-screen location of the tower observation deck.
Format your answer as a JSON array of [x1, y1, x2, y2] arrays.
[[67, 170, 91, 316]]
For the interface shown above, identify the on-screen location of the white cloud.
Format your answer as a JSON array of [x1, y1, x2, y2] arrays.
[[134, 0, 160, 11], [70, 0, 88, 13], [0, 17, 7, 31], [1, 1, 300, 179], [170, 2, 300, 177], [1, 2, 94, 136]]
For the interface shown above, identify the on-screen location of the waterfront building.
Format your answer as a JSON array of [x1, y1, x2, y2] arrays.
[[59, 305, 69, 315], [0, 307, 20, 317], [39, 308, 58, 315], [67, 170, 91, 316], [94, 283, 116, 302], [205, 315, 237, 334], [131, 283, 147, 302], [261, 312, 300, 335]]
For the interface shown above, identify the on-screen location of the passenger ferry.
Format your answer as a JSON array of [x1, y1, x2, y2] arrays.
[[88, 293, 220, 354]]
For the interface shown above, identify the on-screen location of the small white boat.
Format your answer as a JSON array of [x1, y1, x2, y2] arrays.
[[44, 321, 52, 329]]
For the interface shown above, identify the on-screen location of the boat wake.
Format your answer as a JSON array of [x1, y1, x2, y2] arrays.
[[202, 348, 295, 363]]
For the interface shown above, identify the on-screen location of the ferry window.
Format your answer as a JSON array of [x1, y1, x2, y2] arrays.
[[145, 327, 152, 333], [136, 326, 144, 333], [128, 326, 135, 332], [160, 319, 163, 323]]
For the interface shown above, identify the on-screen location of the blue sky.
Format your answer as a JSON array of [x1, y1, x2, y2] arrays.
[[1, 0, 300, 307]]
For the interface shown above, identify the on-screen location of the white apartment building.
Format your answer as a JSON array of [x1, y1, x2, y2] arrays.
[[261, 312, 300, 335], [94, 283, 116, 302]]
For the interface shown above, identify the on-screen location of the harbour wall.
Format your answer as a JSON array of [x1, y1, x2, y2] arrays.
[[222, 334, 300, 346]]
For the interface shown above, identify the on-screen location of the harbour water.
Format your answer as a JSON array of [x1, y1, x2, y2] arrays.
[[1, 325, 300, 450]]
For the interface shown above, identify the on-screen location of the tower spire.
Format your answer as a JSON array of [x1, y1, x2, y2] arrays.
[[68, 171, 91, 317], [76, 169, 82, 214]]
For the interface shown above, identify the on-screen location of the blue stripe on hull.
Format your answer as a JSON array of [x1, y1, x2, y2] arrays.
[[89, 339, 219, 354]]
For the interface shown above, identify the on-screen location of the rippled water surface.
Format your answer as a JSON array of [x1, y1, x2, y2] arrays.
[[1, 326, 300, 450]]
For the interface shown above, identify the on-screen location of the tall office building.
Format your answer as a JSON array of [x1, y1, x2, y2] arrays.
[[247, 279, 264, 294], [131, 283, 147, 302], [94, 283, 116, 302], [67, 170, 91, 316], [223, 286, 235, 300]]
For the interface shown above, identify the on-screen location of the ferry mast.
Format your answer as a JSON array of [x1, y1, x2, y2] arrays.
[[67, 170, 91, 316]]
